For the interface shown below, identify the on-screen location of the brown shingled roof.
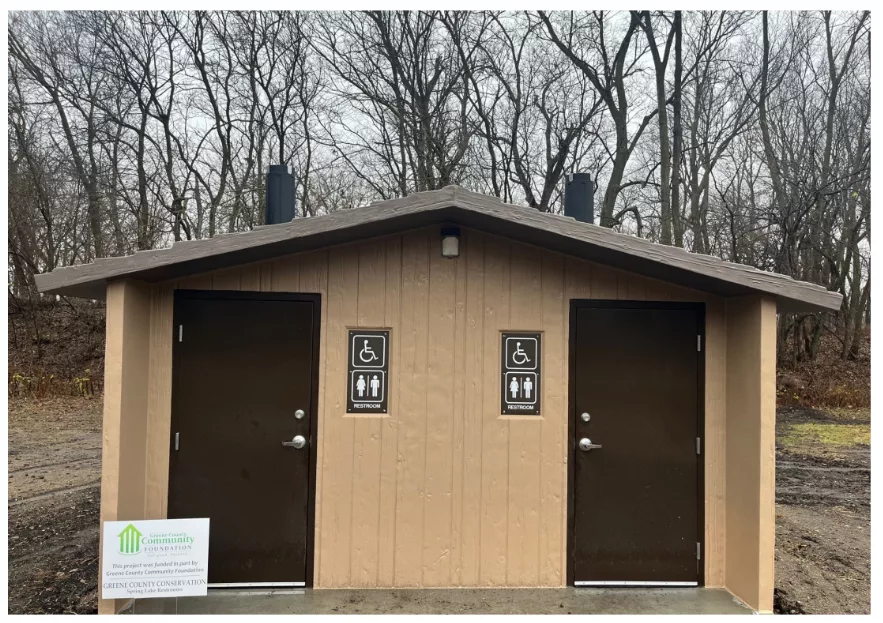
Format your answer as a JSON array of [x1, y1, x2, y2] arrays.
[[34, 185, 841, 312]]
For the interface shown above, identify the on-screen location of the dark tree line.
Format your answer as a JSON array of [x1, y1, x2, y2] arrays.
[[8, 10, 870, 361]]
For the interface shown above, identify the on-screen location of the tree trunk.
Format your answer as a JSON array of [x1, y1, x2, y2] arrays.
[[671, 11, 684, 247]]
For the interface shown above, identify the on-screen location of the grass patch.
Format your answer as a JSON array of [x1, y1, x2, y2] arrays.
[[781, 422, 870, 450]]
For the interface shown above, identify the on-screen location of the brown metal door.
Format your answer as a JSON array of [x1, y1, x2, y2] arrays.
[[570, 303, 700, 586], [168, 292, 319, 586]]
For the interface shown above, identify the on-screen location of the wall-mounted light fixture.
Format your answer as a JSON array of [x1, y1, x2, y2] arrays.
[[441, 226, 460, 258]]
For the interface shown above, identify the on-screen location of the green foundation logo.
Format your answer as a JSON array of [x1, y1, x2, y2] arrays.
[[118, 523, 143, 555]]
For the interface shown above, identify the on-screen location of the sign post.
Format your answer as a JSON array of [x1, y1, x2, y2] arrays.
[[347, 329, 390, 414], [101, 518, 209, 600], [501, 332, 541, 415]]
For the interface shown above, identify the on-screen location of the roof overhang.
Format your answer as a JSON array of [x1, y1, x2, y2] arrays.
[[35, 187, 842, 313]]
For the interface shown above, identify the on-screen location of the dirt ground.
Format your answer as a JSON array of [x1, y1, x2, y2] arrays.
[[7, 398, 102, 614], [6, 398, 870, 615], [773, 405, 870, 614]]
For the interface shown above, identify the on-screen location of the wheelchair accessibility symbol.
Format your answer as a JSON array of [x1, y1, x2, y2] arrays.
[[351, 334, 386, 368], [505, 337, 537, 370], [359, 340, 380, 363], [511, 342, 531, 365]]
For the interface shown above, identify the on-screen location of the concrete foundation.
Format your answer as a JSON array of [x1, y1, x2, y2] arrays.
[[123, 587, 751, 615]]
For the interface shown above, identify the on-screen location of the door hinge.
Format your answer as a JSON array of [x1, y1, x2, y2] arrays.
[[696, 437, 701, 455], [178, 325, 183, 342], [697, 335, 702, 351], [174, 432, 180, 451], [697, 542, 701, 560]]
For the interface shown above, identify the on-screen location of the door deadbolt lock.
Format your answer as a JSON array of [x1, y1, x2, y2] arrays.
[[295, 409, 306, 420], [581, 412, 591, 422], [283, 435, 307, 450], [579, 438, 602, 451]]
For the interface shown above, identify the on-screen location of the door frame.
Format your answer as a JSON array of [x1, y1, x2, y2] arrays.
[[565, 299, 706, 587], [169, 289, 322, 588]]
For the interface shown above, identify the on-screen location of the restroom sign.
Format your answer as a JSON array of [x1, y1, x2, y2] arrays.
[[347, 330, 389, 414], [501, 332, 541, 415]]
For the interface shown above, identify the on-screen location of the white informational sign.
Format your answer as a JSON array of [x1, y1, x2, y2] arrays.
[[101, 518, 210, 599]]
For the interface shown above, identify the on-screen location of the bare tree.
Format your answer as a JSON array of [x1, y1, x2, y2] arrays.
[[538, 11, 658, 226], [10, 12, 109, 258], [7, 10, 871, 361]]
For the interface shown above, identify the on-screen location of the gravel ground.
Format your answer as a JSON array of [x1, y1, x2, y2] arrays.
[[6, 399, 870, 614]]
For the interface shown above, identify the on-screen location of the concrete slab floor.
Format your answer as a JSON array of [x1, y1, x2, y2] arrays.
[[122, 587, 752, 615]]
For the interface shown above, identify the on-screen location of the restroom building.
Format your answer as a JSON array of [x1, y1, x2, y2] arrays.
[[36, 172, 841, 614]]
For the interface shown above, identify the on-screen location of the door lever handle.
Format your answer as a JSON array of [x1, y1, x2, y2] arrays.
[[283, 435, 307, 449], [579, 438, 602, 451]]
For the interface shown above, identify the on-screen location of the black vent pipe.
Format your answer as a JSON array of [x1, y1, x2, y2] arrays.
[[564, 172, 594, 224], [266, 165, 297, 224]]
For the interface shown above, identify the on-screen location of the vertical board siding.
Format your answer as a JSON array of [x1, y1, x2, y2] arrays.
[[506, 249, 543, 586], [757, 297, 777, 613], [704, 297, 727, 586], [377, 237, 402, 585], [144, 225, 726, 589], [423, 234, 457, 586], [394, 230, 432, 586], [449, 234, 469, 584], [724, 296, 775, 611], [98, 280, 153, 614], [459, 232, 486, 585], [479, 235, 510, 585], [144, 286, 174, 520], [324, 246, 359, 586], [350, 242, 386, 586], [540, 253, 567, 585]]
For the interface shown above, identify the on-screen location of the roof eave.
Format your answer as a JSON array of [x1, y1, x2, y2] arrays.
[[774, 292, 842, 314], [34, 273, 108, 300], [33, 188, 843, 313]]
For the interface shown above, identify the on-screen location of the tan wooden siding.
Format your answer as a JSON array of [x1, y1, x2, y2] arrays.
[[141, 225, 727, 590], [144, 287, 173, 520], [724, 296, 776, 612], [98, 280, 152, 614]]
